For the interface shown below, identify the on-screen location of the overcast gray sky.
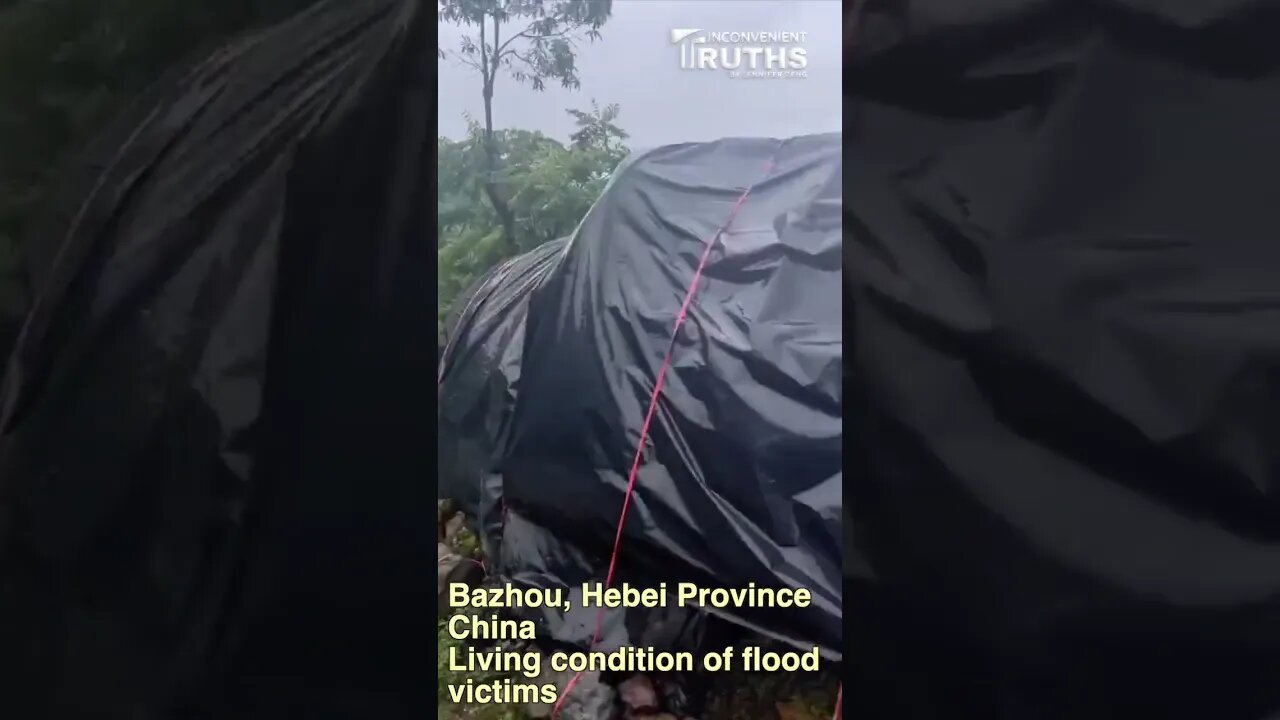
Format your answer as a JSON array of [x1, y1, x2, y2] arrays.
[[437, 1, 842, 149]]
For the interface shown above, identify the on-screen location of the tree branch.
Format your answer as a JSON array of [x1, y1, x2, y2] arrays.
[[508, 48, 535, 66], [496, 22, 576, 55], [478, 14, 488, 77], [454, 52, 483, 71]]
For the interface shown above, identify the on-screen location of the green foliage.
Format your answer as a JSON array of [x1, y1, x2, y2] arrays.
[[567, 99, 628, 153], [439, 0, 613, 92], [438, 0, 614, 252], [436, 102, 628, 342], [452, 523, 484, 560]]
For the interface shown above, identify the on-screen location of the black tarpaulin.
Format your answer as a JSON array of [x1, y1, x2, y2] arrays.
[[438, 135, 843, 659], [848, 1, 1280, 718], [0, 1, 432, 717]]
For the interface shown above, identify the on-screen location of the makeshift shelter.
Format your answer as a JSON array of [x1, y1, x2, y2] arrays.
[[438, 134, 843, 660], [0, 1, 432, 716]]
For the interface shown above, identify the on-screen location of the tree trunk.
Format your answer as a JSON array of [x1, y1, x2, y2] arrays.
[[479, 15, 517, 253]]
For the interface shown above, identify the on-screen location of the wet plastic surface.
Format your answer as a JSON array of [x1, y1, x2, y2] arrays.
[[0, 1, 432, 717], [847, 1, 1280, 718], [439, 135, 843, 659]]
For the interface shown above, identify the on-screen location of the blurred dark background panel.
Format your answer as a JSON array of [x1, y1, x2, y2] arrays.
[[0, 1, 433, 717], [847, 1, 1280, 719], [0, 0, 322, 361]]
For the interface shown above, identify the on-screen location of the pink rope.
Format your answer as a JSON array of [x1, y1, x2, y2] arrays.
[[552, 156, 778, 718]]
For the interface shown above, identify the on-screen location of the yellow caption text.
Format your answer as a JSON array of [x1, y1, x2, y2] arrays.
[[443, 582, 823, 706]]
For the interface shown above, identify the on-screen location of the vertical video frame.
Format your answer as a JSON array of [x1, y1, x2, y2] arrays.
[[437, 1, 844, 719]]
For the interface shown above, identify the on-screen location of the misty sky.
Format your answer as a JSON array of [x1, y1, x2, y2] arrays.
[[437, 1, 842, 149]]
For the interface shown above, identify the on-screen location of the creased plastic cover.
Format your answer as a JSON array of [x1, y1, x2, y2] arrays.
[[439, 134, 843, 659], [847, 1, 1280, 718], [0, 1, 432, 717]]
